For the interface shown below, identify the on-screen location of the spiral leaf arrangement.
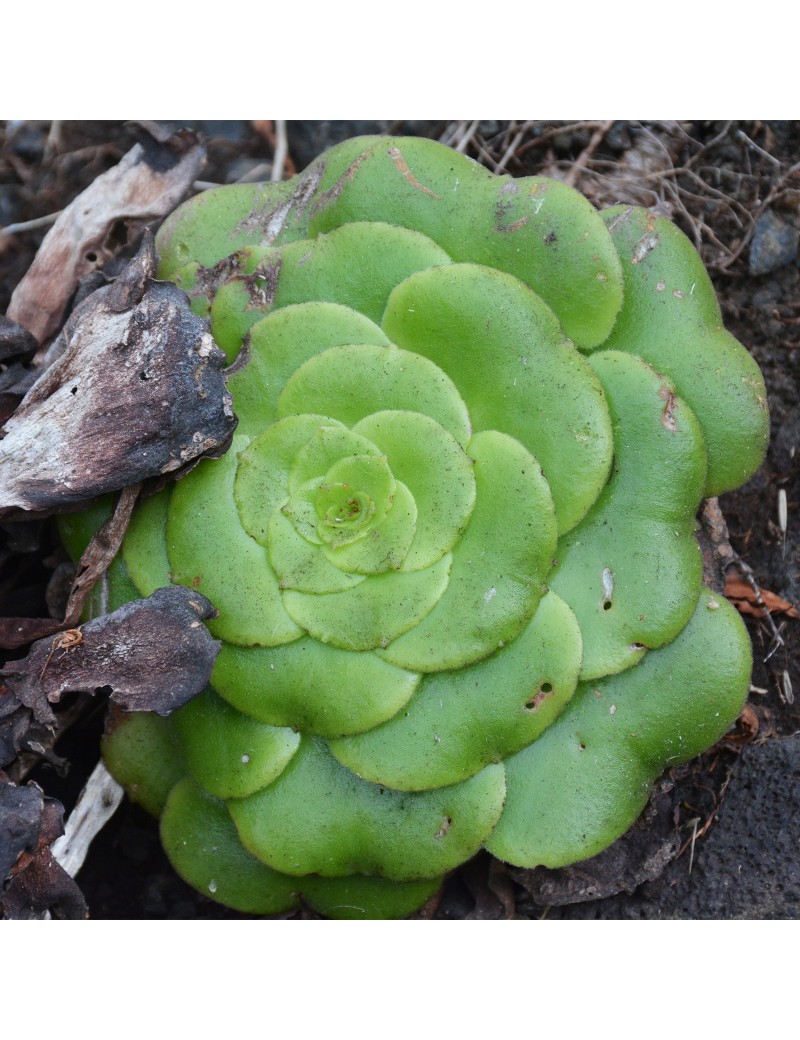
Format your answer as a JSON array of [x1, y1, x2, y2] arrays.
[[71, 136, 768, 919]]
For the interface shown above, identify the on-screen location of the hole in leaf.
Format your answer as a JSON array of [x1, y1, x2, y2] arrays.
[[434, 816, 452, 840], [525, 683, 554, 711], [104, 219, 128, 253]]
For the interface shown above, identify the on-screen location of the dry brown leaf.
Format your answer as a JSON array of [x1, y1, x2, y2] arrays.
[[62, 483, 141, 628], [1, 846, 88, 919], [6, 122, 205, 347], [732, 703, 761, 743], [724, 576, 799, 619]]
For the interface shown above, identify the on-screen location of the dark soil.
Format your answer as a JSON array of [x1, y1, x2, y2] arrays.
[[1, 120, 797, 920]]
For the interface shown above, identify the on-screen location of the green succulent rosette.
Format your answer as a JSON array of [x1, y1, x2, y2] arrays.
[[65, 136, 767, 919]]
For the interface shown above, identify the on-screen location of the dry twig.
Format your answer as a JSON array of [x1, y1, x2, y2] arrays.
[[727, 553, 786, 660], [0, 211, 61, 237], [564, 120, 615, 188], [451, 120, 480, 155]]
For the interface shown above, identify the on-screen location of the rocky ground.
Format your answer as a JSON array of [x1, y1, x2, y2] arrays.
[[0, 120, 797, 919]]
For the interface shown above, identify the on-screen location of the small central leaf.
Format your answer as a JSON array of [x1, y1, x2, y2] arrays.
[[323, 480, 417, 575], [314, 453, 396, 548], [316, 483, 375, 546]]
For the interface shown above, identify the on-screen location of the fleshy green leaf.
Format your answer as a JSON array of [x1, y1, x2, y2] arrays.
[[282, 552, 451, 652], [228, 736, 507, 881], [101, 711, 184, 818], [105, 555, 143, 613], [599, 205, 769, 495], [212, 638, 421, 739], [550, 351, 706, 679], [379, 430, 556, 672], [277, 342, 472, 448], [268, 222, 452, 324], [487, 589, 751, 868], [57, 494, 115, 560], [156, 181, 294, 279], [332, 591, 582, 790], [382, 263, 613, 535], [171, 687, 300, 800], [161, 779, 301, 916], [122, 487, 172, 595], [301, 873, 441, 921]]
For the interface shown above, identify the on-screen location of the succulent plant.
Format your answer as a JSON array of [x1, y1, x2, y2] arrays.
[[64, 135, 768, 919]]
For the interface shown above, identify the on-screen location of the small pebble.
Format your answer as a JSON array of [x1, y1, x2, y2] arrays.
[[749, 209, 799, 276]]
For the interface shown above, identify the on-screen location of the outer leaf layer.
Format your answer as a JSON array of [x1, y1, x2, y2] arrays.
[[228, 737, 507, 881], [83, 134, 766, 919], [550, 351, 707, 679], [599, 205, 769, 495], [486, 589, 751, 867], [307, 136, 624, 348]]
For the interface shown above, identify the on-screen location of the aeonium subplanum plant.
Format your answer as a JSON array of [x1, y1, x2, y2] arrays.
[[62, 136, 769, 919]]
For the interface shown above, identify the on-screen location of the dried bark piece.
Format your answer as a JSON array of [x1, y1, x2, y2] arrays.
[[6, 122, 205, 346], [1, 586, 221, 725], [0, 316, 37, 363], [1, 847, 88, 919], [0, 617, 63, 650], [0, 776, 85, 920], [0, 235, 235, 518]]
